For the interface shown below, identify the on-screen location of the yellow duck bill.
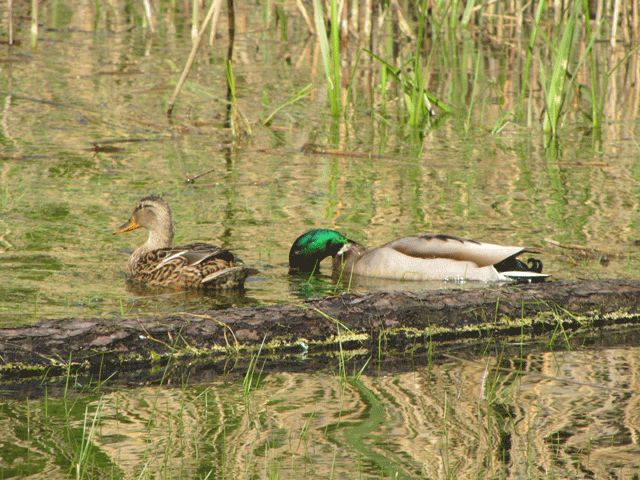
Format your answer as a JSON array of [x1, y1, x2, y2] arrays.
[[115, 217, 140, 234]]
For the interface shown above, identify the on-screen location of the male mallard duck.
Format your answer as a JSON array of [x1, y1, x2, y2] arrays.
[[115, 195, 257, 289], [289, 229, 548, 282]]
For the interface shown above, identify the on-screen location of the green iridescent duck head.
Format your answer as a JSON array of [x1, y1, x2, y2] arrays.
[[288, 229, 351, 273]]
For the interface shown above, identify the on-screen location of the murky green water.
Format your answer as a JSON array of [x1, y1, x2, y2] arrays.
[[1, 2, 639, 324], [1, 1, 640, 478], [1, 341, 639, 479]]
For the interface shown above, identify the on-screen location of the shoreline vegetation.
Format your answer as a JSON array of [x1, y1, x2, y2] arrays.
[[2, 2, 639, 367], [1, 4, 640, 478], [6, 1, 639, 147]]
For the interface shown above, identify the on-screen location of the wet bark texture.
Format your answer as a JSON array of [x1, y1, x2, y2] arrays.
[[1, 280, 640, 379]]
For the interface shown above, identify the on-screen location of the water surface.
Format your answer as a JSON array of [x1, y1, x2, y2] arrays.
[[1, 1, 640, 478], [1, 2, 639, 323], [1, 340, 639, 479]]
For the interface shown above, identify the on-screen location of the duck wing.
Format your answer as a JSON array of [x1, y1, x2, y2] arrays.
[[386, 234, 533, 267], [154, 243, 236, 269], [133, 243, 256, 289]]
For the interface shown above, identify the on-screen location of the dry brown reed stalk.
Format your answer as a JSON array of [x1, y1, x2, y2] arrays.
[[634, 1, 640, 41], [296, 0, 315, 34], [8, 0, 13, 45], [226, 0, 235, 58], [142, 0, 155, 32], [611, 0, 620, 46], [31, 0, 38, 43], [350, 0, 358, 38], [406, 0, 639, 43], [340, 0, 348, 49], [191, 0, 200, 39], [390, 0, 414, 39], [208, 0, 224, 45], [167, 0, 224, 116], [363, 0, 371, 40]]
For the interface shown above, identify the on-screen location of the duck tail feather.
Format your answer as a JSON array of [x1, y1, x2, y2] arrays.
[[202, 266, 259, 288], [495, 256, 544, 273]]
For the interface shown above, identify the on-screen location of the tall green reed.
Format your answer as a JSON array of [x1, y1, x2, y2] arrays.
[[407, 0, 429, 129], [367, 1, 450, 136], [75, 399, 104, 480], [313, 0, 341, 116], [243, 336, 266, 398], [541, 2, 580, 139], [582, 3, 599, 133], [225, 60, 252, 138]]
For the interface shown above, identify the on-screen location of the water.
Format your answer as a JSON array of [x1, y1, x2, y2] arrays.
[[1, 341, 639, 479], [1, 1, 640, 477], [1, 4, 639, 324]]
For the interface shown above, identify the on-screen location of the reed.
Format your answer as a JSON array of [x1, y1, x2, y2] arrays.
[[548, 309, 572, 350], [262, 83, 312, 126], [225, 60, 252, 138], [407, 0, 429, 129], [463, 48, 482, 133], [541, 2, 579, 139], [243, 336, 266, 398], [366, 50, 450, 132], [312, 0, 341, 116], [145, 0, 640, 144], [191, 0, 200, 39], [8, 0, 13, 45], [75, 399, 104, 479], [519, 0, 546, 112], [166, 0, 224, 116], [275, 4, 288, 41], [31, 0, 38, 47], [142, 0, 155, 32], [581, 0, 602, 133]]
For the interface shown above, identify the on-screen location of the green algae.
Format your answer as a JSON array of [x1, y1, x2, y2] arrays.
[[3, 307, 638, 382]]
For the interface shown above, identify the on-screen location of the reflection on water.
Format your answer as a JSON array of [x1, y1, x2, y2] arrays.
[[0, 345, 638, 479], [0, 1, 639, 324], [1, 1, 640, 477], [124, 281, 261, 311]]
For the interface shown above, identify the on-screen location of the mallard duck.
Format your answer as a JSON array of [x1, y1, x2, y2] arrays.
[[115, 195, 257, 289], [289, 229, 548, 282]]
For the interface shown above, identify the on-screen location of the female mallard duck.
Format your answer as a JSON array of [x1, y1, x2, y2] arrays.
[[289, 229, 548, 282], [115, 195, 257, 289]]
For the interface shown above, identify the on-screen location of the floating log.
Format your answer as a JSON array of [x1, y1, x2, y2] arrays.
[[1, 279, 640, 380]]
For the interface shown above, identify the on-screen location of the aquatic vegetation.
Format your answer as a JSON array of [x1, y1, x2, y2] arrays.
[[243, 336, 266, 399], [540, 2, 580, 140], [225, 59, 252, 139], [262, 83, 312, 126], [1, 1, 640, 477], [312, 0, 342, 116], [1, 314, 640, 477]]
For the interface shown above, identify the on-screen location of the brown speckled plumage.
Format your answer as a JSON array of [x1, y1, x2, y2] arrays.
[[116, 196, 257, 289]]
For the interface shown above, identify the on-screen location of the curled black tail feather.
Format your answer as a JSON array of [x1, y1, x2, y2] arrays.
[[494, 256, 544, 273], [526, 257, 543, 273]]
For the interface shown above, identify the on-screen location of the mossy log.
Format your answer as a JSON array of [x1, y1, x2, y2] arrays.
[[1, 279, 640, 379]]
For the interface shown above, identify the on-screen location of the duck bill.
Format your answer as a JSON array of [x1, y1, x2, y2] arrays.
[[114, 217, 140, 234]]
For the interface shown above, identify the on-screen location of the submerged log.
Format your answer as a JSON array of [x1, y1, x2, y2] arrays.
[[1, 279, 640, 379]]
